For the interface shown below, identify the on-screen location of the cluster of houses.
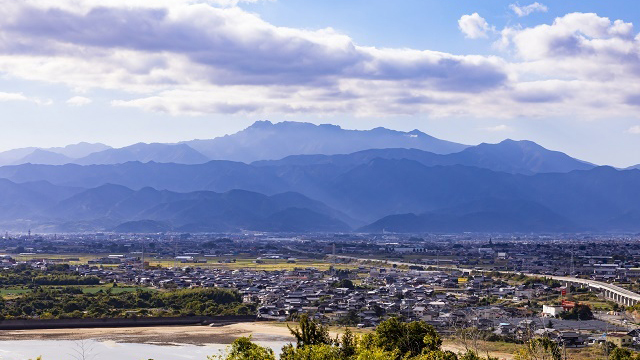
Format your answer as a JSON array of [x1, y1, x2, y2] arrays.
[[67, 262, 555, 330]]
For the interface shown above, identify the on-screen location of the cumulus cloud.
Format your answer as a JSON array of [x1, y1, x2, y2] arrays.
[[510, 2, 548, 17], [66, 96, 92, 106], [501, 13, 635, 61], [458, 13, 492, 39], [1, 1, 640, 120], [0, 0, 510, 117], [0, 4, 507, 89]]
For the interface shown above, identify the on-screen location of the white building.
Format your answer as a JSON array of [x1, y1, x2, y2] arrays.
[[542, 305, 564, 317]]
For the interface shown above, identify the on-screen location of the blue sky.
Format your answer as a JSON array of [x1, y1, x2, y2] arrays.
[[0, 0, 639, 166]]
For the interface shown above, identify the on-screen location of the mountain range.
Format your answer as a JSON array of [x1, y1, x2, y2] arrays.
[[0, 121, 469, 166], [0, 120, 638, 233], [0, 180, 351, 233]]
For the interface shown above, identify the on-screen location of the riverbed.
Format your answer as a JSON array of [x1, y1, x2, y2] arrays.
[[0, 323, 296, 360], [0, 339, 291, 360]]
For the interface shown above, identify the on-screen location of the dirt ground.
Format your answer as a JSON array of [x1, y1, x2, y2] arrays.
[[0, 322, 295, 346]]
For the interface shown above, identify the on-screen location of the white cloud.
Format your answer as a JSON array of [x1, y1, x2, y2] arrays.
[[484, 124, 511, 132], [0, 91, 51, 105], [66, 96, 92, 106], [0, 92, 28, 102], [458, 13, 492, 39], [510, 2, 548, 17], [628, 126, 640, 134], [0, 0, 508, 117], [502, 13, 635, 61], [0, 2, 639, 121]]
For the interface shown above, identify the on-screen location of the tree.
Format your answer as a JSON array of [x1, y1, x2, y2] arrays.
[[288, 314, 332, 348], [374, 317, 442, 359], [333, 279, 355, 290], [210, 337, 275, 360], [560, 304, 593, 320], [354, 347, 399, 360], [609, 347, 633, 360], [340, 328, 357, 358], [415, 350, 459, 360], [514, 338, 562, 360], [454, 327, 484, 355], [280, 344, 342, 360]]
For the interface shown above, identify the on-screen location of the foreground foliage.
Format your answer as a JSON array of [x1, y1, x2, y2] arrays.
[[214, 316, 490, 360]]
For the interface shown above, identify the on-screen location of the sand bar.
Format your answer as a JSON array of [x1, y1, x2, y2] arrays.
[[0, 322, 295, 346]]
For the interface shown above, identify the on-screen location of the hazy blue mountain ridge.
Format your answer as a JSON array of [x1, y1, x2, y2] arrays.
[[0, 179, 351, 233]]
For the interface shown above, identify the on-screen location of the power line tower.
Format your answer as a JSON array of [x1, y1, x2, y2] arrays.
[[570, 250, 575, 277]]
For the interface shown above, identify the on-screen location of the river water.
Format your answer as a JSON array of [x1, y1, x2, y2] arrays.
[[0, 339, 290, 360]]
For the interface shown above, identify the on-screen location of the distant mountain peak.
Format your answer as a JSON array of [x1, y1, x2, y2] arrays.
[[186, 120, 468, 162], [247, 120, 274, 128]]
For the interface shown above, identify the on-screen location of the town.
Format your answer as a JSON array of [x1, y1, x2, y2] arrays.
[[2, 231, 640, 354]]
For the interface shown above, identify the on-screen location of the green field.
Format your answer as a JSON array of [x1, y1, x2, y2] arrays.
[[13, 254, 106, 265], [0, 288, 32, 296], [147, 257, 358, 271], [11, 252, 362, 271]]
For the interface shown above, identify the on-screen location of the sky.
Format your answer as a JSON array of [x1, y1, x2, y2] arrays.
[[0, 0, 639, 167]]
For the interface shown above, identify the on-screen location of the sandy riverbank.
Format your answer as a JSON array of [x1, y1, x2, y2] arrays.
[[0, 322, 295, 346], [0, 322, 516, 359]]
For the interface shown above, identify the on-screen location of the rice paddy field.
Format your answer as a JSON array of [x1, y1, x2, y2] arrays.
[[146, 257, 358, 271], [8, 253, 361, 271]]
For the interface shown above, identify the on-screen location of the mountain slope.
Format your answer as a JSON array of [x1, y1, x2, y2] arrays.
[[13, 149, 74, 165], [185, 120, 468, 162], [0, 183, 354, 233], [0, 179, 83, 221], [0, 161, 288, 194], [1, 158, 640, 232], [74, 143, 210, 165], [47, 142, 111, 159], [254, 140, 594, 175], [451, 140, 595, 174], [0, 143, 112, 166], [361, 198, 576, 233]]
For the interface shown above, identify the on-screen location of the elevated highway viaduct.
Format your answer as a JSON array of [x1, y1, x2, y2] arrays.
[[333, 255, 640, 307]]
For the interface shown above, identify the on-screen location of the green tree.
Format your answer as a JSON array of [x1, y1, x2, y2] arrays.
[[416, 350, 459, 360], [210, 337, 275, 360], [280, 344, 342, 360], [353, 347, 399, 360], [288, 314, 332, 348], [340, 328, 357, 359], [374, 317, 442, 359], [609, 347, 633, 360], [333, 279, 355, 290]]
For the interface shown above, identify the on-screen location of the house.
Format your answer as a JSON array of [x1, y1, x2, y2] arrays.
[[559, 331, 585, 347], [607, 333, 633, 347]]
